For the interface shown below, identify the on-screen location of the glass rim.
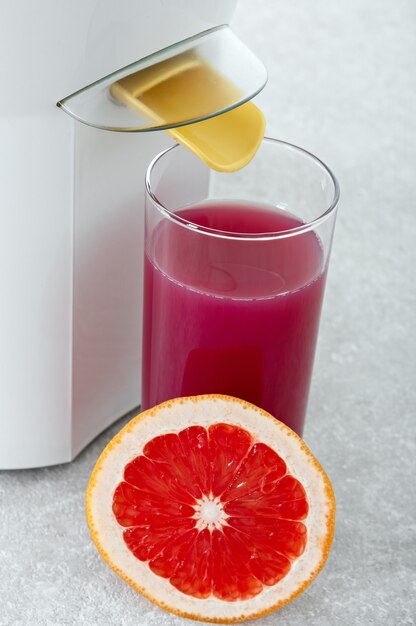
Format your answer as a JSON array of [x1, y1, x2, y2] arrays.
[[145, 137, 340, 241]]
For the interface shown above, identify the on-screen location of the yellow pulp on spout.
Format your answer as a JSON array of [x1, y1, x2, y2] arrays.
[[110, 51, 265, 172]]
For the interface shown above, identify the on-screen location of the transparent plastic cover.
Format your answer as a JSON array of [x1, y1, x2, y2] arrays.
[[57, 26, 267, 132]]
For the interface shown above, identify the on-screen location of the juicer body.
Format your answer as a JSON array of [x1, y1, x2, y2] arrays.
[[0, 0, 237, 468]]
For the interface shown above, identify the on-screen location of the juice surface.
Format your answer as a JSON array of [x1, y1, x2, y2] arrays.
[[142, 202, 327, 434]]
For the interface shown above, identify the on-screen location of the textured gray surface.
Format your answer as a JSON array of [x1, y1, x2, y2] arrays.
[[1, 1, 416, 624]]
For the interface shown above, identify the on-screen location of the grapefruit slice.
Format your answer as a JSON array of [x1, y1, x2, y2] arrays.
[[86, 395, 335, 623]]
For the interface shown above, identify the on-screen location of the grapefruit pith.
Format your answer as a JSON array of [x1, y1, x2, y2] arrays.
[[86, 395, 335, 623]]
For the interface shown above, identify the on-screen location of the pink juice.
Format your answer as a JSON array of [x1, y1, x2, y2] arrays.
[[142, 201, 327, 435]]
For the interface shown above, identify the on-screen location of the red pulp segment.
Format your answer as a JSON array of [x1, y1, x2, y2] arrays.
[[112, 423, 309, 601]]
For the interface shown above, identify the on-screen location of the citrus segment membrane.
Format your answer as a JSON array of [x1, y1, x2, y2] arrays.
[[112, 422, 308, 602], [86, 395, 335, 623]]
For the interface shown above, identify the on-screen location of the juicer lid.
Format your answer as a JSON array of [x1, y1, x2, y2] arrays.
[[57, 25, 267, 133]]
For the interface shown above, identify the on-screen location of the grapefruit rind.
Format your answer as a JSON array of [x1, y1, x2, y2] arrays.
[[86, 395, 335, 623]]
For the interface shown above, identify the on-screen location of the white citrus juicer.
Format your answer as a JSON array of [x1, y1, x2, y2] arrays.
[[0, 0, 267, 468]]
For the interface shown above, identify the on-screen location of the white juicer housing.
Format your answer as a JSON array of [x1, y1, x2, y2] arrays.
[[0, 0, 266, 468]]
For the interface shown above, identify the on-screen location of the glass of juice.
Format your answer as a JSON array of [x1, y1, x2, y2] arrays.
[[142, 138, 339, 435]]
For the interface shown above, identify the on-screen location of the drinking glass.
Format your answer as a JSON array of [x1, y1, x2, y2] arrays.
[[142, 138, 339, 435]]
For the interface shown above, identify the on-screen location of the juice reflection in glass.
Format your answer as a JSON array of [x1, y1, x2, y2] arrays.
[[142, 139, 339, 435]]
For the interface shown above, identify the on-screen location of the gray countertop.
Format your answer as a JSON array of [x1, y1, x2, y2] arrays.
[[1, 1, 415, 624]]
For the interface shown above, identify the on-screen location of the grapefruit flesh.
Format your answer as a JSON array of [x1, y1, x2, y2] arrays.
[[112, 423, 308, 601], [86, 395, 335, 623]]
